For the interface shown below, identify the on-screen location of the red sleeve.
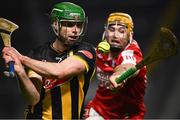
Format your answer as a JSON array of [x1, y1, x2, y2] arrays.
[[117, 43, 143, 65]]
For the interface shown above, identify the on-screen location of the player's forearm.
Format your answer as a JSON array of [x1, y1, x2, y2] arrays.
[[21, 56, 75, 79], [17, 70, 40, 105], [114, 63, 139, 77], [111, 63, 140, 87], [21, 55, 85, 80], [21, 56, 60, 78]]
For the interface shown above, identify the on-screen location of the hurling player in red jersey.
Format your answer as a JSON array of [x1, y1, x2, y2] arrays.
[[84, 12, 147, 119]]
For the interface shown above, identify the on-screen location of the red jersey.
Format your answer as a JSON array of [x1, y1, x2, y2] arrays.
[[90, 40, 147, 119]]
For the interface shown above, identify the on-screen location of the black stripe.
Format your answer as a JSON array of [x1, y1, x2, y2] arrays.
[[80, 73, 90, 118], [51, 86, 62, 119], [34, 88, 46, 118], [70, 77, 79, 119], [80, 69, 94, 118], [33, 102, 43, 118]]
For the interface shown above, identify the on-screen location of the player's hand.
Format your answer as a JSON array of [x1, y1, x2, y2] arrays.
[[109, 73, 127, 89], [2, 47, 23, 61], [2, 47, 25, 74]]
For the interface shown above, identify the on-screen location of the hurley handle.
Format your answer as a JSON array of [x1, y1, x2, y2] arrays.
[[115, 67, 137, 84], [9, 61, 15, 77]]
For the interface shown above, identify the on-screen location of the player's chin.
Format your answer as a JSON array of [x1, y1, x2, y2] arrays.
[[68, 39, 77, 44], [64, 40, 76, 47]]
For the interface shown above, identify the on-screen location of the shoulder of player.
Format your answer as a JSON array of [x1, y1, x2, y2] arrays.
[[126, 39, 141, 50], [73, 42, 96, 60], [79, 42, 95, 48], [76, 42, 96, 53], [122, 40, 144, 57], [31, 42, 49, 51], [28, 42, 50, 58]]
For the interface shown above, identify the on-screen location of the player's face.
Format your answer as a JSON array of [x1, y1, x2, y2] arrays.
[[106, 23, 130, 51], [59, 21, 84, 45]]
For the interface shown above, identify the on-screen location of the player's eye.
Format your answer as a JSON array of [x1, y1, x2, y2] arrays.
[[108, 26, 115, 32], [76, 22, 83, 28], [61, 21, 83, 28], [118, 28, 126, 33]]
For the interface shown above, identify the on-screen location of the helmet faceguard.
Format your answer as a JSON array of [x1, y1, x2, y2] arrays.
[[50, 2, 88, 46], [100, 12, 134, 52]]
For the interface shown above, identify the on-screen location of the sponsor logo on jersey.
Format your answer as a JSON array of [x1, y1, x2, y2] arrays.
[[79, 50, 93, 59]]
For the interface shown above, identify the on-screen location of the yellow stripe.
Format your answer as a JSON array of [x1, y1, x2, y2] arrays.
[[78, 74, 85, 118], [42, 89, 52, 120], [72, 55, 89, 72], [69, 50, 73, 56], [60, 82, 71, 119], [90, 68, 96, 81]]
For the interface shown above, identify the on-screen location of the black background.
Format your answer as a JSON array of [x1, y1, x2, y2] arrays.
[[0, 0, 180, 118]]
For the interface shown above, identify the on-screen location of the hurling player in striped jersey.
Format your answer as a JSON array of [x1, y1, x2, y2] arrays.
[[2, 2, 96, 119]]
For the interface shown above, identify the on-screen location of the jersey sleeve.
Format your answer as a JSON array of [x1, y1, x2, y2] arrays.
[[26, 48, 43, 80], [118, 43, 143, 65], [73, 43, 96, 73]]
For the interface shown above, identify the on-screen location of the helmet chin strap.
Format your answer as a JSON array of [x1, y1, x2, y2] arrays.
[[52, 21, 70, 47], [52, 21, 60, 37], [129, 31, 133, 43]]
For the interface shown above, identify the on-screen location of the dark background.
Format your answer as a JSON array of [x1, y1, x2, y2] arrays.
[[0, 0, 180, 118]]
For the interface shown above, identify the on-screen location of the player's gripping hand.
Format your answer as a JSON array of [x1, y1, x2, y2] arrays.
[[109, 73, 127, 89], [2, 47, 13, 64], [2, 47, 25, 74]]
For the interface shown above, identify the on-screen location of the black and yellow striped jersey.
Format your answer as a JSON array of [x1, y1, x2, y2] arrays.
[[25, 42, 96, 119]]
